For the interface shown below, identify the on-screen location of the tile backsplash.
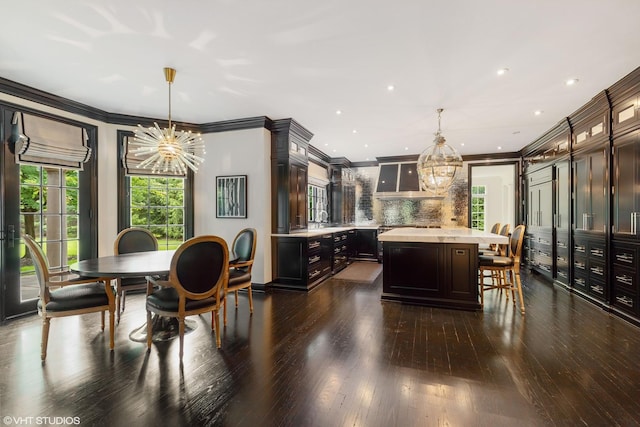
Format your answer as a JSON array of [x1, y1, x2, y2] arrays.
[[352, 166, 468, 227]]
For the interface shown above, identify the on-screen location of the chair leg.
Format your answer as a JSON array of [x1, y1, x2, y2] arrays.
[[108, 308, 115, 350], [178, 317, 185, 361], [248, 286, 253, 314], [514, 270, 525, 314], [146, 310, 153, 350], [41, 317, 51, 361], [214, 310, 221, 348], [101, 311, 105, 330], [223, 294, 228, 326], [234, 291, 239, 307], [116, 292, 122, 324]]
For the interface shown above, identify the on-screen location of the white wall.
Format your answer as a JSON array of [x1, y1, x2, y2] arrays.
[[1, 91, 273, 283], [194, 128, 272, 284]]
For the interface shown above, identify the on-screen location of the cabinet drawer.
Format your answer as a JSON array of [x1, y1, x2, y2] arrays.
[[589, 242, 606, 259], [612, 244, 637, 266], [613, 288, 638, 315], [588, 277, 606, 299], [613, 265, 637, 292], [573, 256, 587, 273], [308, 260, 331, 281], [308, 239, 322, 251], [573, 273, 588, 291], [589, 260, 606, 279]]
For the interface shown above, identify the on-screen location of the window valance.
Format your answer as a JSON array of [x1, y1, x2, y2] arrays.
[[122, 135, 186, 178], [12, 112, 91, 170]]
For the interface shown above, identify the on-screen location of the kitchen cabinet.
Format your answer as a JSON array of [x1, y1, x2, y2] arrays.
[[612, 131, 640, 237], [272, 233, 333, 290], [525, 167, 553, 279], [555, 161, 571, 285], [332, 230, 350, 273], [330, 162, 355, 225], [354, 228, 378, 260], [573, 148, 608, 233], [271, 118, 313, 234], [573, 236, 607, 302]]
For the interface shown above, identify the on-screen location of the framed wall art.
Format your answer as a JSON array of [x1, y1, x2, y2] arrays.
[[216, 175, 247, 218]]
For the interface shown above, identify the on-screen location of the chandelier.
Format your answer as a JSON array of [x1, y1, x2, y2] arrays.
[[130, 68, 205, 174], [416, 108, 463, 194]]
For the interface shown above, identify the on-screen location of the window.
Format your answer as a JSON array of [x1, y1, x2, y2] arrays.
[[129, 176, 185, 250], [471, 185, 487, 231], [20, 165, 80, 300], [308, 184, 328, 223], [117, 130, 193, 249]]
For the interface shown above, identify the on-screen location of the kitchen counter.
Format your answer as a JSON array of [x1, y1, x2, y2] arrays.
[[272, 225, 379, 238], [378, 227, 507, 244], [379, 227, 507, 310]]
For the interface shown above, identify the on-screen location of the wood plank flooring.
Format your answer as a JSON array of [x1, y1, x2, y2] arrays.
[[1, 264, 640, 426]]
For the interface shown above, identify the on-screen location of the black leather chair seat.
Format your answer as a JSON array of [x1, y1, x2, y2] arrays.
[[478, 255, 514, 267], [229, 269, 251, 287], [39, 283, 111, 312], [146, 287, 217, 312]]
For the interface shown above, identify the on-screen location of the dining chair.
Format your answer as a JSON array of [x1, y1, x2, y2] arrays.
[[478, 222, 501, 253], [478, 224, 526, 314], [223, 228, 257, 325], [22, 234, 116, 361], [145, 235, 229, 361], [113, 227, 158, 323], [479, 223, 510, 256]]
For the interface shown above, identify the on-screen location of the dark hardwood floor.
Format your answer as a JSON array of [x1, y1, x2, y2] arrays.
[[1, 264, 640, 427]]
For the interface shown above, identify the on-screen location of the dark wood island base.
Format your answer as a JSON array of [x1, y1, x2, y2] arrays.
[[378, 228, 507, 311]]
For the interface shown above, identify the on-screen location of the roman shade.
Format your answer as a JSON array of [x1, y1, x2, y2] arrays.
[[122, 135, 186, 178], [12, 112, 91, 170]]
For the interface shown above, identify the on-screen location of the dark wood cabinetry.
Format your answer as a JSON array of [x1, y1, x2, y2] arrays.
[[272, 233, 333, 290], [381, 242, 479, 310], [526, 167, 554, 279], [354, 228, 378, 260], [555, 161, 571, 285], [272, 118, 313, 234], [332, 230, 350, 273], [330, 160, 355, 225], [573, 149, 608, 233]]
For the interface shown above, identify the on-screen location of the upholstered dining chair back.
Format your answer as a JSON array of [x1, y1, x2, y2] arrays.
[[231, 228, 257, 273], [23, 234, 51, 301], [114, 227, 158, 254], [113, 227, 159, 322], [173, 238, 228, 297], [509, 224, 526, 262], [489, 222, 501, 234]]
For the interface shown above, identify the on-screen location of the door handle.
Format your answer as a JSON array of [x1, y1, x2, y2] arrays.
[[7, 225, 15, 248]]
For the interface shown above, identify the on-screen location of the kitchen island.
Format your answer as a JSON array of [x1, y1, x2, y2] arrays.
[[377, 227, 508, 310]]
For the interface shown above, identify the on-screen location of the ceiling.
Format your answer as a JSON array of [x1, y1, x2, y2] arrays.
[[2, 0, 639, 162]]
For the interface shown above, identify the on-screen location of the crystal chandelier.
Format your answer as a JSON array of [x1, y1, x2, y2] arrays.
[[416, 108, 463, 194], [130, 68, 205, 174]]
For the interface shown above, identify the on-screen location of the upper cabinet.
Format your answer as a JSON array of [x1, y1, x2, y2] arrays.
[[569, 91, 610, 153], [610, 68, 640, 138], [272, 118, 314, 234]]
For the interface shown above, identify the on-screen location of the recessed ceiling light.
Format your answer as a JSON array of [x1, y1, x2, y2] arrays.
[[336, 110, 342, 115], [534, 110, 543, 116], [332, 149, 337, 153], [324, 143, 329, 146], [460, 143, 465, 146], [387, 84, 395, 91], [497, 68, 509, 76], [404, 147, 409, 151], [497, 146, 502, 150], [566, 78, 579, 86], [364, 144, 368, 148], [352, 129, 357, 134]]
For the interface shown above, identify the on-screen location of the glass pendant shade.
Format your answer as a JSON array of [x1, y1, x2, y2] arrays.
[[416, 109, 463, 194], [130, 68, 205, 175]]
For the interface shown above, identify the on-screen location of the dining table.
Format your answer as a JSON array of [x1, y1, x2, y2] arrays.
[[69, 249, 198, 342]]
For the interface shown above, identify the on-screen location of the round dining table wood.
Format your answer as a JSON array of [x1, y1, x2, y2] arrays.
[[70, 249, 196, 343]]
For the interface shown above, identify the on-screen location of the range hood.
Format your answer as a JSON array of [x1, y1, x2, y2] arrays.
[[374, 162, 443, 199]]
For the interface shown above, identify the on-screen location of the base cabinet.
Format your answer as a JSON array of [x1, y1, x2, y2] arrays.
[[381, 242, 479, 310], [273, 234, 332, 290], [611, 241, 640, 317]]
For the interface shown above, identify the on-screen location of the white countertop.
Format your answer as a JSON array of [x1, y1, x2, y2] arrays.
[[377, 227, 508, 244], [272, 226, 376, 238]]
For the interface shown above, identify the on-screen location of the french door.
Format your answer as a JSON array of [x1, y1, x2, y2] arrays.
[[1, 106, 98, 320]]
